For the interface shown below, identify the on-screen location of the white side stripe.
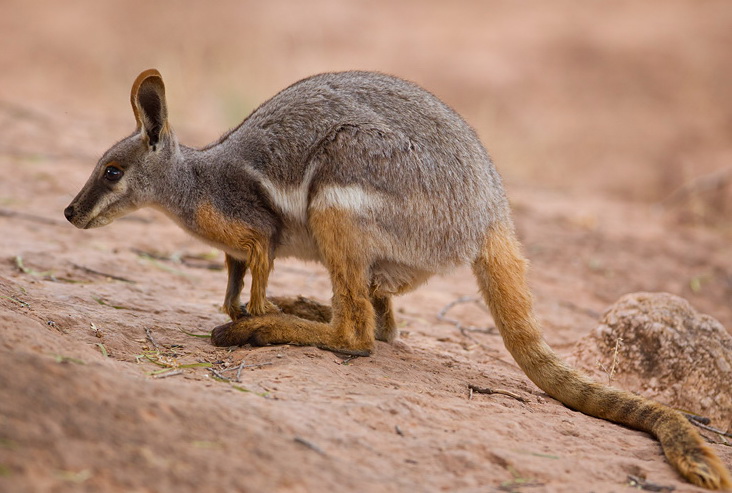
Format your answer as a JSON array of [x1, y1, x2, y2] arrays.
[[311, 185, 383, 212]]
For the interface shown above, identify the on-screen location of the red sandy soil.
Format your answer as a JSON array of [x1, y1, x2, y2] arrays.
[[1, 1, 731, 492]]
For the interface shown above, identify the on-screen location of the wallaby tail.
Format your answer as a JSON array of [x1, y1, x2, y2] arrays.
[[472, 222, 731, 490]]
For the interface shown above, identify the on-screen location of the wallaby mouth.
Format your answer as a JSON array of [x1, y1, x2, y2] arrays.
[[64, 193, 139, 229], [63, 203, 107, 229]]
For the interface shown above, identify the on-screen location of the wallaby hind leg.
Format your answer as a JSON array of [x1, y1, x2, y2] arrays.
[[264, 293, 395, 342], [211, 208, 376, 356]]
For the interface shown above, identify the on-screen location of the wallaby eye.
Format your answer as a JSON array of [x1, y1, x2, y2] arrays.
[[104, 165, 123, 182]]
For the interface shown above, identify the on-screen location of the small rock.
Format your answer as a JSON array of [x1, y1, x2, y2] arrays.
[[570, 292, 732, 432]]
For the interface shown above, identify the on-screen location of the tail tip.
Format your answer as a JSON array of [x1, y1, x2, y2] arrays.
[[676, 445, 732, 490]]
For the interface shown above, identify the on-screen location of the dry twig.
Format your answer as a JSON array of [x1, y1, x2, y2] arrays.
[[685, 414, 732, 442], [220, 361, 273, 382], [236, 360, 246, 382], [209, 368, 230, 382], [294, 437, 326, 456], [437, 296, 495, 334], [145, 327, 161, 350], [627, 474, 675, 492], [153, 370, 183, 379], [468, 384, 529, 403], [597, 337, 623, 384]]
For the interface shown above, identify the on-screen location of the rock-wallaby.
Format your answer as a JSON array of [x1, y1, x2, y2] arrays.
[[65, 69, 731, 489]]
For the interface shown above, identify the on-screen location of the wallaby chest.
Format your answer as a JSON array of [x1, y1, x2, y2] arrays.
[[192, 201, 266, 261]]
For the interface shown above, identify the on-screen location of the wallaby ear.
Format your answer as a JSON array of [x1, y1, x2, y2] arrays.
[[130, 69, 169, 150]]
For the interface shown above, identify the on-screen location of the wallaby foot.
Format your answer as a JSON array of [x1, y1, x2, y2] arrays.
[[264, 294, 397, 343], [268, 296, 332, 322], [211, 313, 373, 356]]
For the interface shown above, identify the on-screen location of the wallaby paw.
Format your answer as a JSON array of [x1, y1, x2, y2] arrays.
[[243, 300, 281, 317], [222, 304, 248, 321], [251, 335, 373, 357]]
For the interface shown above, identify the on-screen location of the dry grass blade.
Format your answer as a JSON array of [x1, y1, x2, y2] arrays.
[[134, 250, 190, 277], [15, 256, 55, 280], [178, 362, 212, 369], [53, 354, 85, 365], [294, 437, 326, 456], [72, 263, 135, 283], [93, 297, 128, 310], [0, 293, 29, 308], [96, 343, 109, 358]]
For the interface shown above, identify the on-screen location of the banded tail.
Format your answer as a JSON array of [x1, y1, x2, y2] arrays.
[[472, 222, 731, 490]]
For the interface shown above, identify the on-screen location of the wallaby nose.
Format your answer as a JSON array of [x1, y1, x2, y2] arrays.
[[64, 205, 75, 221]]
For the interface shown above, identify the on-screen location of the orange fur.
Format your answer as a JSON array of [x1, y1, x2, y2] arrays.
[[195, 202, 276, 316], [211, 207, 375, 355]]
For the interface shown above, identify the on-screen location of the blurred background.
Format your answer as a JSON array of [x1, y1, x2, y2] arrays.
[[2, 0, 731, 219]]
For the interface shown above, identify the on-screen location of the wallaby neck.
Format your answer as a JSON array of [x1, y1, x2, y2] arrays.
[[149, 142, 276, 241], [149, 145, 214, 227]]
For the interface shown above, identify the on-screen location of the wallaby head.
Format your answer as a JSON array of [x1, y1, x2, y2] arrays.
[[64, 69, 180, 229]]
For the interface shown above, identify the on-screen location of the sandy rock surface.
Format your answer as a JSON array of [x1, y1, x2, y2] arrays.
[[1, 1, 732, 492]]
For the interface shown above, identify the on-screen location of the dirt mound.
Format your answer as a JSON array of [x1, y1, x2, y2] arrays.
[[571, 292, 732, 433]]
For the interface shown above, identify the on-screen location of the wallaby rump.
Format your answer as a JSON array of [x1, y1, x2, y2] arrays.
[[64, 69, 731, 489]]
